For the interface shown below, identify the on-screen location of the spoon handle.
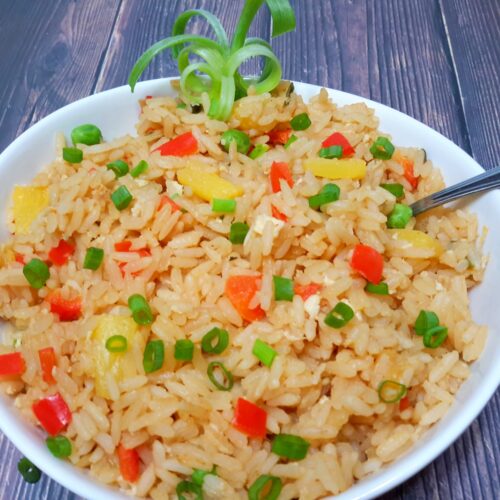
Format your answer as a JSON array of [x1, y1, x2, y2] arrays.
[[410, 165, 500, 216]]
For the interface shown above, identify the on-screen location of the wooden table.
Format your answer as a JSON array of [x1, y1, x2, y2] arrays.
[[0, 1, 498, 498]]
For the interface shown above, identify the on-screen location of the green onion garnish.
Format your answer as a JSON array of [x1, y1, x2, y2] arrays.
[[23, 258, 50, 289], [111, 186, 133, 210], [207, 361, 234, 391], [387, 203, 413, 229], [378, 380, 407, 403], [284, 134, 298, 149], [365, 282, 389, 295], [201, 327, 229, 354], [273, 275, 294, 301], [319, 145, 342, 159], [423, 325, 448, 348], [71, 124, 102, 146], [143, 339, 165, 373], [83, 247, 104, 270], [249, 144, 270, 159], [17, 457, 41, 484], [174, 339, 195, 361], [248, 475, 282, 500], [290, 112, 311, 131], [128, 294, 154, 325], [229, 222, 249, 244], [46, 435, 72, 458], [130, 160, 149, 178], [252, 339, 277, 367], [324, 301, 354, 329], [221, 129, 251, 154], [105, 335, 128, 353], [212, 198, 236, 213], [62, 147, 83, 164], [177, 102, 187, 109], [106, 160, 129, 178], [381, 183, 404, 198], [370, 136, 395, 160], [271, 434, 310, 460], [176, 480, 202, 500], [192, 465, 217, 486], [414, 310, 439, 336], [308, 183, 340, 209]]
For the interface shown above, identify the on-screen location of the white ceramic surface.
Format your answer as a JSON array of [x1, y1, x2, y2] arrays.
[[0, 78, 498, 500]]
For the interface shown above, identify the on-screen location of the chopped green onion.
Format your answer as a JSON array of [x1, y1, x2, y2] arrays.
[[111, 186, 133, 210], [105, 335, 128, 353], [423, 326, 448, 348], [273, 275, 294, 301], [248, 474, 282, 500], [192, 465, 217, 486], [229, 222, 249, 244], [324, 301, 354, 329], [174, 339, 194, 361], [387, 203, 413, 229], [319, 145, 342, 159], [290, 112, 311, 131], [370, 136, 395, 160], [271, 434, 310, 460], [177, 102, 187, 109], [252, 339, 277, 367], [381, 183, 404, 198], [308, 183, 340, 209], [71, 124, 102, 146], [130, 160, 149, 178], [221, 129, 251, 154], [212, 198, 236, 213], [378, 380, 407, 403], [284, 134, 298, 149], [176, 480, 202, 500], [365, 282, 389, 295], [249, 144, 270, 159], [83, 247, 104, 270], [46, 435, 72, 458], [17, 457, 41, 484], [143, 340, 165, 373], [106, 160, 129, 178], [201, 327, 229, 354], [23, 258, 50, 289], [207, 361, 234, 391], [128, 294, 154, 325], [414, 310, 439, 336], [62, 147, 83, 164]]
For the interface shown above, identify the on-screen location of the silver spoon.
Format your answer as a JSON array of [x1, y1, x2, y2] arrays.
[[410, 165, 500, 216]]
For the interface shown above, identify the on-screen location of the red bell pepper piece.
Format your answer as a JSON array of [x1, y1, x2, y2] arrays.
[[399, 396, 411, 412], [117, 444, 140, 483], [270, 162, 294, 193], [322, 132, 355, 157], [294, 283, 322, 301], [271, 205, 288, 222], [268, 128, 292, 146], [232, 397, 267, 438], [115, 242, 151, 277], [48, 291, 82, 322], [154, 132, 198, 157], [114, 241, 133, 252], [158, 195, 180, 213], [225, 275, 266, 323], [350, 244, 384, 284], [396, 155, 419, 191], [0, 352, 26, 376], [32, 392, 72, 436], [39, 347, 57, 385], [14, 253, 25, 265], [48, 240, 75, 266]]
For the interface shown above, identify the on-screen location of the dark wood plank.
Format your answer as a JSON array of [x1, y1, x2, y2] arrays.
[[438, 0, 500, 168]]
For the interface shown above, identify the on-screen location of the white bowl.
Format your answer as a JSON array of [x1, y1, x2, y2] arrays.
[[0, 78, 498, 500]]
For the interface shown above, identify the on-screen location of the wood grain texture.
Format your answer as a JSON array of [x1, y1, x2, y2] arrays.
[[0, 1, 498, 499]]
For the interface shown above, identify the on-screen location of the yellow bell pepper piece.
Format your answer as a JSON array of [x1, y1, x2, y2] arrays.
[[12, 186, 49, 235], [389, 229, 444, 257], [177, 164, 244, 202], [0, 246, 15, 267], [91, 315, 147, 399], [303, 158, 366, 180]]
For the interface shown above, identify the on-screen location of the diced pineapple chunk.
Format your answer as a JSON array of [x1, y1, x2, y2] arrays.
[[12, 186, 49, 235], [303, 158, 367, 180], [0, 246, 15, 267], [177, 163, 244, 202], [91, 315, 147, 399], [388, 229, 444, 258]]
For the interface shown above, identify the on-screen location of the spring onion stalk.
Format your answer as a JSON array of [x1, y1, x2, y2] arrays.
[[248, 475, 282, 500], [23, 258, 50, 289], [249, 144, 270, 159], [201, 327, 229, 354], [46, 435, 72, 458], [271, 434, 310, 460], [252, 339, 277, 367], [378, 380, 407, 403], [17, 457, 41, 484], [105, 335, 128, 353], [128, 294, 154, 325], [174, 339, 195, 361], [324, 302, 354, 329], [83, 247, 104, 270], [128, 1, 296, 121]]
